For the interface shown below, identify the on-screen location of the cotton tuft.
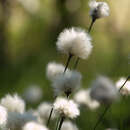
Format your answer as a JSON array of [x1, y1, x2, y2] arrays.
[[74, 89, 100, 110], [62, 120, 79, 130], [53, 97, 80, 119], [89, 0, 109, 19], [1, 94, 25, 113], [46, 62, 70, 81], [22, 121, 49, 130], [90, 76, 119, 104], [6, 112, 36, 130], [56, 27, 93, 59], [116, 77, 130, 95], [0, 105, 7, 126], [23, 86, 43, 104], [27, 110, 45, 124], [37, 102, 56, 121], [52, 70, 82, 96]]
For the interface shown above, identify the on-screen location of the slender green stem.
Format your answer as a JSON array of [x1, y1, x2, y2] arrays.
[[88, 18, 96, 33], [119, 75, 130, 92], [73, 57, 80, 70], [55, 116, 61, 130], [56, 116, 65, 130], [47, 107, 54, 126], [93, 104, 110, 130], [92, 75, 130, 130], [64, 54, 72, 74], [47, 54, 73, 126], [73, 18, 95, 70]]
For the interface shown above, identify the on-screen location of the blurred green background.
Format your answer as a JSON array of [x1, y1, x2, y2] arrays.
[[0, 0, 130, 129]]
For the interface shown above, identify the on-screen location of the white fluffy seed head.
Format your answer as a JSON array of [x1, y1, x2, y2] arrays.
[[52, 70, 82, 96], [74, 89, 88, 105], [7, 112, 36, 130], [89, 0, 109, 19], [53, 97, 80, 119], [1, 94, 25, 113], [27, 110, 45, 125], [74, 89, 100, 110], [46, 62, 70, 81], [116, 77, 130, 95], [90, 76, 119, 104], [23, 85, 43, 104], [56, 27, 93, 59], [37, 102, 56, 120], [0, 105, 7, 126], [22, 122, 49, 130], [62, 120, 79, 130]]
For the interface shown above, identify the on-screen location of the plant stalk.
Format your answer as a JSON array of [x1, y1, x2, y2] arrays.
[[119, 75, 130, 92], [88, 18, 96, 33], [73, 18, 96, 70], [47, 107, 54, 126], [93, 104, 110, 130], [56, 116, 65, 130], [92, 75, 130, 130], [64, 54, 72, 74], [73, 57, 80, 70], [47, 54, 73, 126]]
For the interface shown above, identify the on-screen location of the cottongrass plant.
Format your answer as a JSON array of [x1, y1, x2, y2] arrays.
[[1, 94, 25, 114], [47, 66, 81, 126], [6, 112, 36, 130], [46, 62, 70, 82], [61, 120, 79, 130], [52, 70, 82, 97], [56, 27, 93, 71], [0, 93, 51, 130], [23, 85, 43, 104], [116, 77, 130, 95], [90, 76, 119, 130], [92, 76, 130, 130], [0, 105, 7, 127], [23, 121, 48, 130], [88, 0, 109, 32], [90, 76, 119, 105], [74, 89, 100, 110], [47, 1, 110, 129], [53, 97, 80, 119], [53, 97, 79, 130], [46, 62, 71, 126], [37, 102, 56, 123], [73, 1, 109, 69], [50, 70, 81, 129]]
